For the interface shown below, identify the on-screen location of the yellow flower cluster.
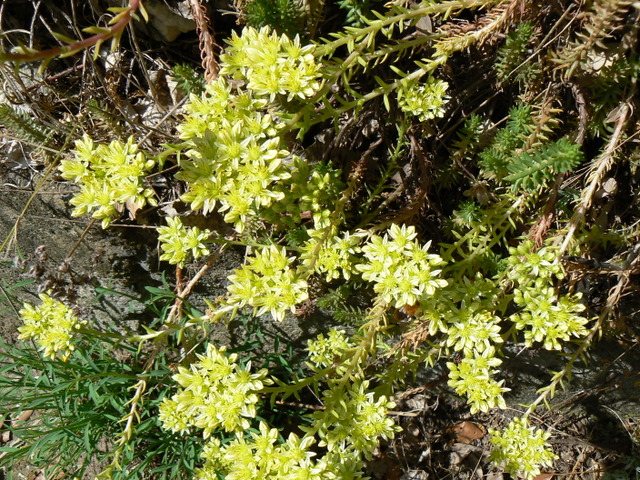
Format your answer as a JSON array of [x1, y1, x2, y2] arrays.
[[179, 331, 400, 480], [489, 417, 557, 479], [507, 240, 589, 350], [447, 355, 509, 414], [227, 245, 309, 321], [18, 292, 86, 360], [157, 216, 211, 267], [397, 76, 449, 122], [59, 135, 156, 228], [158, 344, 271, 437], [173, 26, 324, 233], [356, 224, 448, 308], [220, 26, 321, 101], [301, 230, 362, 282], [176, 81, 291, 232]]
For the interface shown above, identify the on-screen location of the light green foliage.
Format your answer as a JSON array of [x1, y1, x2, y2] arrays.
[[18, 292, 86, 360], [505, 138, 584, 191], [139, 18, 595, 473], [437, 275, 511, 416], [306, 329, 352, 372], [495, 21, 540, 85], [489, 417, 557, 479], [303, 377, 398, 458], [424, 238, 589, 415], [227, 245, 309, 321], [157, 216, 211, 267], [356, 224, 448, 308], [176, 78, 275, 141], [59, 135, 157, 228], [445, 310, 502, 356], [396, 76, 449, 122], [195, 424, 320, 480], [506, 240, 566, 286], [158, 343, 272, 437], [244, 0, 305, 37]]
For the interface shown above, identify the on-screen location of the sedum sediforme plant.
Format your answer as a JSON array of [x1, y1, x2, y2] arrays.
[[158, 344, 272, 436], [26, 22, 560, 480], [18, 292, 86, 361], [489, 417, 558, 479], [507, 241, 589, 351], [159, 330, 399, 480], [59, 135, 157, 228], [170, 27, 328, 233], [6, 0, 640, 478], [218, 26, 321, 101], [355, 224, 448, 308], [226, 245, 309, 322], [396, 75, 450, 123], [157, 216, 211, 267]]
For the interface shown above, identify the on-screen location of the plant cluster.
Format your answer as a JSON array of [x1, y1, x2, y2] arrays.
[[489, 417, 557, 479], [158, 330, 399, 480], [226, 245, 309, 322], [18, 292, 86, 360], [157, 216, 211, 267], [396, 76, 449, 123], [0, 288, 203, 480], [356, 224, 447, 308], [2, 0, 640, 478], [59, 135, 157, 228], [159, 344, 271, 436]]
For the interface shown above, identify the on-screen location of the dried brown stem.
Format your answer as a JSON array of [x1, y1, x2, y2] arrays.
[[165, 246, 225, 326], [558, 102, 630, 256], [188, 0, 220, 82]]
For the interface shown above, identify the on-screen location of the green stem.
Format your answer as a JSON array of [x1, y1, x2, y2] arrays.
[[443, 195, 527, 278], [76, 326, 126, 341], [315, 0, 495, 57], [261, 366, 334, 396]]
